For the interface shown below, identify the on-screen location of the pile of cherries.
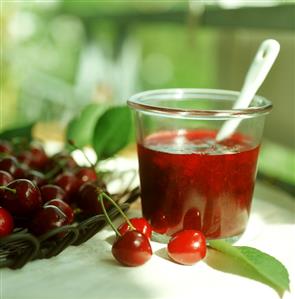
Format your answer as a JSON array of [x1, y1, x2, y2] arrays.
[[0, 139, 108, 238], [0, 139, 207, 268]]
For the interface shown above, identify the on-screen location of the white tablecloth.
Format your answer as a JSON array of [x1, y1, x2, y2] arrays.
[[1, 180, 294, 299]]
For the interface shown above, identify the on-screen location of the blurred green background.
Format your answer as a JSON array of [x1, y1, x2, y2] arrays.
[[1, 0, 295, 192]]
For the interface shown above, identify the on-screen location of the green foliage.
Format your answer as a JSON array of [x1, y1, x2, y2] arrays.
[[259, 140, 295, 185], [66, 104, 133, 161], [152, 232, 290, 296], [92, 106, 132, 160], [66, 103, 106, 149], [0, 123, 35, 141], [208, 240, 290, 296], [136, 25, 218, 90]]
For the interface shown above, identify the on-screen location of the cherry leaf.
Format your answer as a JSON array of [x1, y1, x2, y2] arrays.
[[92, 106, 132, 160], [66, 103, 106, 149], [208, 240, 290, 296], [0, 123, 34, 141]]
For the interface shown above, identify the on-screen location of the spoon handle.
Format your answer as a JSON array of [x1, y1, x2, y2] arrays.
[[216, 39, 280, 142]]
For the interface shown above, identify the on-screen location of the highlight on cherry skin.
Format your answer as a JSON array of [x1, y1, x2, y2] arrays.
[[167, 230, 207, 265], [0, 207, 14, 237], [118, 217, 152, 239], [112, 230, 153, 267]]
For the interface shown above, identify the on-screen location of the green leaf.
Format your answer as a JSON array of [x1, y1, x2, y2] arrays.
[[0, 123, 35, 141], [92, 106, 132, 160], [66, 103, 106, 149], [207, 240, 290, 296], [151, 231, 170, 244]]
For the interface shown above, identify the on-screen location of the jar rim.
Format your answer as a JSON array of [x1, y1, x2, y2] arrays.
[[127, 88, 272, 118]]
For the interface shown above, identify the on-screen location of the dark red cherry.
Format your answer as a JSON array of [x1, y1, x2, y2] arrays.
[[0, 170, 13, 186], [75, 167, 97, 186], [167, 230, 207, 265], [118, 218, 152, 239], [0, 206, 14, 237], [29, 205, 68, 236], [29, 143, 48, 170], [54, 172, 80, 202], [17, 151, 33, 166], [77, 181, 109, 215], [0, 140, 12, 154], [0, 156, 18, 176], [51, 152, 77, 169], [0, 171, 13, 199], [1, 179, 42, 216], [26, 170, 47, 187], [44, 152, 77, 176], [40, 184, 65, 204], [112, 230, 152, 267], [44, 199, 74, 223], [13, 164, 28, 179]]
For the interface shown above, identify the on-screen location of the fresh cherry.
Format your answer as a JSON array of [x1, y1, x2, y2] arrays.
[[75, 167, 97, 185], [77, 181, 109, 215], [97, 192, 153, 267], [112, 230, 152, 267], [0, 170, 13, 185], [40, 184, 66, 204], [118, 217, 152, 239], [0, 206, 14, 237], [28, 143, 48, 170], [0, 140, 12, 154], [167, 230, 207, 265], [54, 172, 80, 202], [44, 199, 74, 224], [0, 156, 18, 176], [50, 152, 77, 170], [13, 164, 28, 179], [26, 170, 47, 187], [29, 205, 68, 236], [17, 151, 33, 166], [1, 179, 42, 216]]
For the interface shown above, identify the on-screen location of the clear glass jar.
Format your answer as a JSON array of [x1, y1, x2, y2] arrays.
[[128, 88, 272, 241]]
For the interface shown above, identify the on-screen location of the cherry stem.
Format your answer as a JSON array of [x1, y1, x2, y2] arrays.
[[67, 139, 95, 170], [99, 194, 121, 236], [99, 191, 136, 230], [44, 160, 67, 180], [0, 186, 16, 194]]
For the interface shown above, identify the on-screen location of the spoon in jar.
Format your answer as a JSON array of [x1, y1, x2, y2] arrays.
[[216, 39, 280, 142]]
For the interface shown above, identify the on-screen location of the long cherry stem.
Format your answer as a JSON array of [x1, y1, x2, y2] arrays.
[[44, 160, 67, 180], [99, 192, 136, 230], [99, 194, 121, 236], [0, 186, 16, 194]]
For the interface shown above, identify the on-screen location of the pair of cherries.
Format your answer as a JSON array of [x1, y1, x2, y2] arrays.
[[100, 193, 207, 267]]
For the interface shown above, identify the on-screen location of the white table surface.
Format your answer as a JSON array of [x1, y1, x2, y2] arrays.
[[1, 176, 294, 299]]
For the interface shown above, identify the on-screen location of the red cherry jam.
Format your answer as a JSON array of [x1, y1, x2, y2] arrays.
[[137, 130, 259, 239]]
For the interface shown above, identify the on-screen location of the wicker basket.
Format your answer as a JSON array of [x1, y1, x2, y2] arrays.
[[0, 187, 140, 269]]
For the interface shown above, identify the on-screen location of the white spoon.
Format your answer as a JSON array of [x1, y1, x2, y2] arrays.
[[216, 39, 280, 142]]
